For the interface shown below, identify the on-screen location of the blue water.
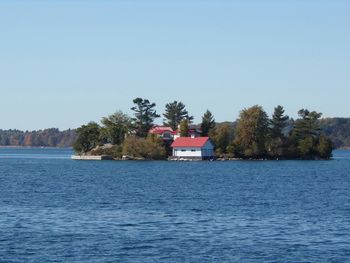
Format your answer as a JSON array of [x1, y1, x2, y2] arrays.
[[0, 148, 349, 262]]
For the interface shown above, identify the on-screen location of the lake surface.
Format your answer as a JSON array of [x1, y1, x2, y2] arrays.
[[0, 148, 349, 262]]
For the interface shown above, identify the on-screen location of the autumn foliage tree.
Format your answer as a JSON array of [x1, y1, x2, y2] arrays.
[[233, 105, 269, 159], [211, 123, 234, 156]]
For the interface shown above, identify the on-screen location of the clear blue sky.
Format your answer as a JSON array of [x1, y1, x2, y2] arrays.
[[0, 0, 349, 130]]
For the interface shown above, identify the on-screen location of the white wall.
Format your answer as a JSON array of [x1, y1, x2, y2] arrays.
[[172, 140, 215, 158], [173, 147, 202, 157]]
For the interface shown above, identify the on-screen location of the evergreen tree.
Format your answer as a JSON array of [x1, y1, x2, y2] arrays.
[[131, 98, 160, 137], [179, 119, 189, 137], [233, 105, 269, 158], [163, 101, 193, 130], [267, 105, 289, 159], [293, 109, 322, 139], [317, 134, 333, 159], [290, 109, 332, 159], [201, 110, 216, 136], [297, 136, 315, 159], [270, 105, 289, 138]]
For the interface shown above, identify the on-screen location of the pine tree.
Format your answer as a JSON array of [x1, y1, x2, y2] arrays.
[[270, 105, 289, 138], [267, 105, 289, 159], [289, 109, 332, 159], [293, 109, 322, 139], [179, 119, 189, 137], [163, 101, 193, 130], [200, 110, 216, 136], [131, 98, 160, 137], [317, 134, 333, 159]]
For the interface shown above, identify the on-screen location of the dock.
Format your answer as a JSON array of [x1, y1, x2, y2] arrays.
[[71, 155, 113, 160]]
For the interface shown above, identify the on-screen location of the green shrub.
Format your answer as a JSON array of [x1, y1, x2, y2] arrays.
[[122, 136, 166, 160]]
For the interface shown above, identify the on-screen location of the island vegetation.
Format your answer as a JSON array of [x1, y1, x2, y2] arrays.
[[71, 98, 334, 160]]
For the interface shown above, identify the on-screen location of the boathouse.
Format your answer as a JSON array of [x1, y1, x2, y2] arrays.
[[171, 137, 215, 160]]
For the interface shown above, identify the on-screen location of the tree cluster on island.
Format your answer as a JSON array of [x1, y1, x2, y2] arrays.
[[73, 98, 333, 160]]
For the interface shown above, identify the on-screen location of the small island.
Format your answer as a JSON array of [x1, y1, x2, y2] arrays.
[[72, 98, 333, 161]]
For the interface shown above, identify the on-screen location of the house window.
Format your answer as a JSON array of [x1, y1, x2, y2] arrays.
[[191, 149, 196, 152], [181, 149, 186, 152]]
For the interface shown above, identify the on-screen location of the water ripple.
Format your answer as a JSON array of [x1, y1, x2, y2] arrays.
[[0, 148, 349, 262]]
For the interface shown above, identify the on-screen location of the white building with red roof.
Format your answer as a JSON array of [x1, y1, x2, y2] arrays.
[[170, 137, 215, 160]]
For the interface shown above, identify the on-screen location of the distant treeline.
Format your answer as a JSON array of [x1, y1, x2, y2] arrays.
[[0, 128, 76, 147], [319, 118, 350, 149]]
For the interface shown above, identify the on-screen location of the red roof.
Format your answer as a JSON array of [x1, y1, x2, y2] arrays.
[[171, 137, 210, 148], [149, 126, 174, 135]]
